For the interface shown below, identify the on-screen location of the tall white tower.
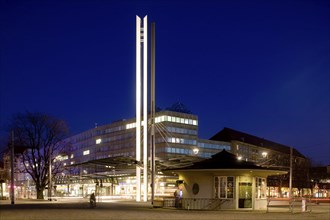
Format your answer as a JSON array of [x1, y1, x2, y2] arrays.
[[136, 15, 148, 202]]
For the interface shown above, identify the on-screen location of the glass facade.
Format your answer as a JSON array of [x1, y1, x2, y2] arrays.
[[63, 111, 231, 166], [53, 111, 235, 197]]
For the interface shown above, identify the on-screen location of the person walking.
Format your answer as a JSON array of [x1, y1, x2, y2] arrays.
[[90, 192, 96, 208]]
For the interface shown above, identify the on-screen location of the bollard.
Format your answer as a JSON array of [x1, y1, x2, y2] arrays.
[[302, 198, 306, 212]]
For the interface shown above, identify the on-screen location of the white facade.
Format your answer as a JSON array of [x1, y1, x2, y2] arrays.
[[174, 168, 285, 210]]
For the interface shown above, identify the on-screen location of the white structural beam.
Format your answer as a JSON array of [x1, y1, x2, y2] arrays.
[[143, 15, 148, 202], [150, 22, 156, 205], [136, 15, 141, 202], [136, 15, 148, 202]]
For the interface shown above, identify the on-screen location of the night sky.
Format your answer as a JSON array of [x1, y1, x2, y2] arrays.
[[1, 0, 329, 165]]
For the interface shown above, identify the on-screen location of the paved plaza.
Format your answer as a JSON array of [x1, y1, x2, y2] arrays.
[[0, 198, 329, 220]]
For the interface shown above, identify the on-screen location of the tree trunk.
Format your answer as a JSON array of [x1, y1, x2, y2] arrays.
[[36, 186, 44, 199]]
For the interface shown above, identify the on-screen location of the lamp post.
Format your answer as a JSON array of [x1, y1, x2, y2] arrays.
[[10, 131, 15, 205], [48, 146, 52, 201], [289, 147, 293, 199]]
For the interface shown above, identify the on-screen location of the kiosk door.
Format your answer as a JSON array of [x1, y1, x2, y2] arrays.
[[238, 177, 252, 208]]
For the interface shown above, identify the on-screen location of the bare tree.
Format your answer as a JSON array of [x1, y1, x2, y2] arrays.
[[10, 112, 69, 199]]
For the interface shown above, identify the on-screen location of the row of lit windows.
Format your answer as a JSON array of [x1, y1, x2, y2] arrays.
[[55, 155, 68, 161], [96, 135, 197, 146], [166, 126, 197, 135], [164, 147, 214, 158], [95, 138, 228, 152], [96, 127, 197, 145], [96, 132, 134, 144], [165, 147, 193, 155], [70, 115, 197, 144], [198, 142, 231, 151], [166, 137, 197, 145], [125, 115, 198, 130], [104, 125, 126, 134], [155, 115, 197, 126]]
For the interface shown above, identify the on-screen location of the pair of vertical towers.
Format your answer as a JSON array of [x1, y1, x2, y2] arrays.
[[136, 15, 156, 202]]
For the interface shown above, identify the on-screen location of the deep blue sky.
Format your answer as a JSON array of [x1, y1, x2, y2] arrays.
[[1, 0, 329, 165]]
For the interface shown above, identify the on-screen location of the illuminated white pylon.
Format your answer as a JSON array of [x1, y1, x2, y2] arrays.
[[136, 15, 148, 202], [142, 16, 148, 203]]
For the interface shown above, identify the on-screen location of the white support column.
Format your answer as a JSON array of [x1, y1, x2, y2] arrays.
[[143, 15, 148, 202], [136, 15, 141, 202], [150, 22, 156, 205]]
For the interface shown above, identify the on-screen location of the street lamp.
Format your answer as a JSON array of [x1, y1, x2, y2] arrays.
[[48, 145, 53, 201], [193, 148, 199, 155], [10, 131, 14, 205]]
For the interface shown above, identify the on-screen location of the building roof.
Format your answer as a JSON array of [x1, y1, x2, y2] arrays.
[[69, 154, 202, 178], [170, 150, 285, 173], [210, 127, 306, 158], [183, 150, 262, 170]]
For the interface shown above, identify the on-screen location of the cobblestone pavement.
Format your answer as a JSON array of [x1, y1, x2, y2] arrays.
[[0, 198, 329, 220]]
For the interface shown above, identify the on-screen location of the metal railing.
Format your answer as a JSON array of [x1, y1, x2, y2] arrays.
[[163, 198, 230, 210], [266, 197, 330, 213]]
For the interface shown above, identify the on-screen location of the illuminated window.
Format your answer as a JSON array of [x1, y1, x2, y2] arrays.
[[255, 177, 266, 199], [56, 155, 68, 161], [83, 150, 90, 155], [96, 139, 102, 144], [125, 122, 136, 129], [214, 176, 234, 199]]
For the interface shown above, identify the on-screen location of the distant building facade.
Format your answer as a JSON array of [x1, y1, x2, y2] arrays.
[[56, 111, 231, 197], [210, 128, 311, 197], [2, 110, 321, 199], [309, 166, 330, 198], [54, 111, 312, 199]]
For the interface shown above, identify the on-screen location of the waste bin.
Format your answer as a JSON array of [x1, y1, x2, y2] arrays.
[[153, 199, 164, 208]]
